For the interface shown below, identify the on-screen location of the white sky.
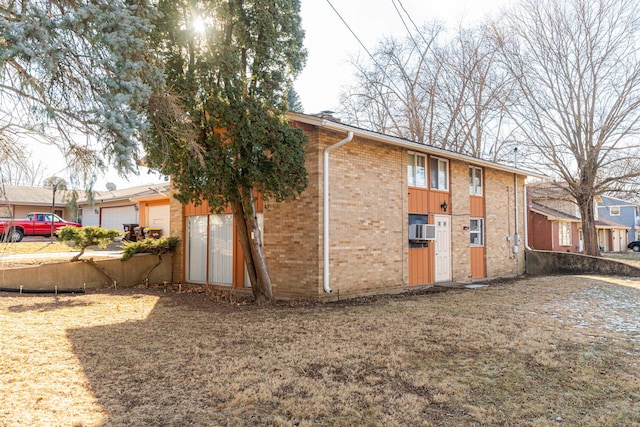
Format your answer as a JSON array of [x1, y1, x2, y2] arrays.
[[36, 0, 513, 191], [295, 0, 514, 114]]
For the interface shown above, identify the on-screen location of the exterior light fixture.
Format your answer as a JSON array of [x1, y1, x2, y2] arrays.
[[440, 201, 448, 212]]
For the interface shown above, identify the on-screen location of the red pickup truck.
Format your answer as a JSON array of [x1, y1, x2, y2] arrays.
[[0, 212, 82, 242]]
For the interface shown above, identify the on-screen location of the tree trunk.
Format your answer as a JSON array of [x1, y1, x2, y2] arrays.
[[71, 246, 86, 262], [143, 254, 164, 287], [577, 195, 600, 257], [80, 258, 118, 286], [231, 189, 273, 303]]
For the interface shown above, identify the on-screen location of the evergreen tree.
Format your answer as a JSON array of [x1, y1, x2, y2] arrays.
[[0, 0, 163, 185], [288, 88, 305, 113], [146, 0, 308, 303]]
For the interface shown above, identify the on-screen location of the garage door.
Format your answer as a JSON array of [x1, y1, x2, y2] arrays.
[[101, 205, 139, 231]]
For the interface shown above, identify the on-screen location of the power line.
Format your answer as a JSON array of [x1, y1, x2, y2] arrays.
[[324, 0, 405, 97], [394, 0, 433, 46], [324, 0, 377, 66], [390, 0, 420, 49]]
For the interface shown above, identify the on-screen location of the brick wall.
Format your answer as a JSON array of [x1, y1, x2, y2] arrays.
[[449, 160, 472, 281], [265, 127, 407, 300], [484, 168, 525, 277], [263, 125, 323, 299], [169, 181, 184, 284], [169, 121, 528, 298]]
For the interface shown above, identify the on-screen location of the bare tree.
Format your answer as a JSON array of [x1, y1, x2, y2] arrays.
[[437, 25, 518, 163], [493, 0, 640, 256], [339, 22, 516, 161], [0, 149, 48, 186], [339, 23, 445, 144]]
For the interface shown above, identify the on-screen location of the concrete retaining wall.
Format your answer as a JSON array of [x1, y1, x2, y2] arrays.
[[0, 253, 173, 292], [526, 250, 640, 277]]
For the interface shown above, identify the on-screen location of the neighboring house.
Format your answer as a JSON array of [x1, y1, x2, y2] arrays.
[[77, 183, 170, 235], [597, 195, 640, 243], [168, 112, 544, 301], [0, 185, 75, 220], [527, 182, 629, 252]]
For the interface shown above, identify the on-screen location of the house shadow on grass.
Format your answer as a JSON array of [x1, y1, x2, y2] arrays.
[[65, 292, 292, 426]]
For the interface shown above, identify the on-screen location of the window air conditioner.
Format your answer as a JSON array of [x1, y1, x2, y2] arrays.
[[409, 223, 436, 241]]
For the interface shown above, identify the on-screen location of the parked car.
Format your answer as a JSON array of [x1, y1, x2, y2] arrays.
[[0, 212, 82, 242], [628, 240, 640, 252]]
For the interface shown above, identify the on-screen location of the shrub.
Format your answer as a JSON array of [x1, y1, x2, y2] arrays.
[[58, 226, 122, 262], [121, 236, 179, 261]]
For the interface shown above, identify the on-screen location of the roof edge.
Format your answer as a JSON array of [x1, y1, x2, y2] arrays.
[[289, 112, 547, 179]]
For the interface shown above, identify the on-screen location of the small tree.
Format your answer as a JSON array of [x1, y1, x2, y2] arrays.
[[58, 226, 121, 285], [122, 236, 179, 286], [58, 226, 121, 262]]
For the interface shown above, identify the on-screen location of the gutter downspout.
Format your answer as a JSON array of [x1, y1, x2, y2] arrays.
[[514, 172, 520, 275], [523, 183, 532, 250], [513, 147, 520, 253], [514, 173, 519, 251], [323, 131, 354, 293]]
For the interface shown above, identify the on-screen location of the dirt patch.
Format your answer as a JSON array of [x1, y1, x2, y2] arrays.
[[1, 275, 639, 426]]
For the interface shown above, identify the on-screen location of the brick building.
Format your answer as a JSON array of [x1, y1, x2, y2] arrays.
[[169, 113, 541, 300], [527, 182, 629, 253]]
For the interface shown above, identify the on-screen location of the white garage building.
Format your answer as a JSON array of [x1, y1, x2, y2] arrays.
[[78, 183, 171, 235]]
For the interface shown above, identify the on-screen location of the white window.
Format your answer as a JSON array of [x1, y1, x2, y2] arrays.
[[609, 206, 620, 216], [469, 167, 482, 196], [408, 152, 426, 187], [430, 157, 449, 191], [186, 215, 208, 284], [208, 214, 234, 285], [470, 218, 484, 246], [559, 222, 572, 246]]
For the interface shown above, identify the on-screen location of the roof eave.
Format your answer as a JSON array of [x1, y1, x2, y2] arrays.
[[290, 112, 547, 179]]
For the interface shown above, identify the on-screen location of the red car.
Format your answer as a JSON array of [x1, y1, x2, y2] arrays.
[[0, 212, 82, 242]]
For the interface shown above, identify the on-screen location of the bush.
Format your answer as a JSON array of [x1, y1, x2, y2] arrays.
[[121, 236, 179, 261], [58, 226, 121, 250], [58, 226, 122, 262]]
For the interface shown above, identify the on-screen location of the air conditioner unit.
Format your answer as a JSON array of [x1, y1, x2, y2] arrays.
[[409, 223, 436, 241]]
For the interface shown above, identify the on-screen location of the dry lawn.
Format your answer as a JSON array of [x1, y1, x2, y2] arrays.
[[604, 252, 640, 269], [0, 241, 120, 269], [1, 275, 639, 426]]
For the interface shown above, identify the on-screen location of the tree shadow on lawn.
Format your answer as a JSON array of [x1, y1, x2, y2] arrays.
[[64, 279, 640, 426], [65, 291, 464, 426], [65, 293, 306, 426], [6, 295, 94, 313]]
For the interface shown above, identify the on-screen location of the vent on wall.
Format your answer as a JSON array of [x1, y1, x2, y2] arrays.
[[409, 224, 436, 241]]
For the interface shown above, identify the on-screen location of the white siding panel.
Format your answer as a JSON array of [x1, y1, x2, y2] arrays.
[[208, 214, 233, 285], [186, 216, 208, 283], [101, 205, 138, 231], [147, 204, 170, 236], [81, 208, 100, 227]]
